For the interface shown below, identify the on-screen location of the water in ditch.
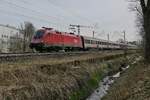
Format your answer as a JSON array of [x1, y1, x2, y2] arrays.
[[87, 56, 142, 100], [86, 71, 122, 100]]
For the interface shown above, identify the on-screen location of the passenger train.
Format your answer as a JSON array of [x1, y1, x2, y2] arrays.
[[29, 27, 137, 52]]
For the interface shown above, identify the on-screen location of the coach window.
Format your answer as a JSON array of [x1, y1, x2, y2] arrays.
[[90, 40, 92, 44], [87, 40, 90, 44], [102, 42, 104, 45], [92, 40, 94, 44], [85, 40, 88, 43], [85, 40, 87, 43], [85, 40, 88, 44], [96, 41, 98, 44], [88, 40, 90, 44]]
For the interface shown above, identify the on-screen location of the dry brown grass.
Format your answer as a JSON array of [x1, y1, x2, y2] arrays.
[[0, 52, 124, 71], [0, 52, 136, 100], [0, 62, 102, 99], [102, 60, 150, 100]]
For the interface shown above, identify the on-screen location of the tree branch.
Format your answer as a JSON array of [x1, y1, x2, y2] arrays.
[[140, 0, 147, 14], [135, 6, 144, 16]]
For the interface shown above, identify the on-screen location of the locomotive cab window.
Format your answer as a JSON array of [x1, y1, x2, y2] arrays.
[[34, 30, 45, 39]]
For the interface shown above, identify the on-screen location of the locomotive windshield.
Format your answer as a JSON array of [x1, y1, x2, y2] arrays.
[[34, 30, 44, 39]]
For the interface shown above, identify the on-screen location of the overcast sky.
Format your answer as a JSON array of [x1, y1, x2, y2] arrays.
[[0, 0, 140, 41]]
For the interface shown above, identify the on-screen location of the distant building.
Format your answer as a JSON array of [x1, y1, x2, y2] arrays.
[[0, 24, 22, 53]]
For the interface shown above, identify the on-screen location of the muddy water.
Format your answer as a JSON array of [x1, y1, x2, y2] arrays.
[[87, 56, 142, 100]]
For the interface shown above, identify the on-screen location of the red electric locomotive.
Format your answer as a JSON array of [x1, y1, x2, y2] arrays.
[[30, 27, 137, 52], [30, 27, 84, 52]]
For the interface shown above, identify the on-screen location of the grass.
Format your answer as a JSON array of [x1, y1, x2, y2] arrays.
[[69, 54, 138, 100], [0, 51, 137, 100], [102, 58, 150, 100], [69, 71, 103, 100]]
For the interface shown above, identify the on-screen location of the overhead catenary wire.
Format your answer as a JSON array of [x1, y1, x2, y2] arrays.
[[0, 1, 72, 31], [46, 0, 96, 25], [0, 8, 64, 27], [46, 0, 99, 35], [13, 0, 84, 25], [0, 8, 71, 32], [1, 0, 90, 26], [0, 0, 69, 24], [10, 0, 96, 25], [1, 0, 94, 32], [0, 0, 97, 34]]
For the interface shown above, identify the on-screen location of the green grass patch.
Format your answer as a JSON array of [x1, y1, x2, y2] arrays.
[[69, 71, 104, 100]]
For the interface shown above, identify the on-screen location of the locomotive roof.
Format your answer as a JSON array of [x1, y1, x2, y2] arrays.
[[43, 28, 80, 37]]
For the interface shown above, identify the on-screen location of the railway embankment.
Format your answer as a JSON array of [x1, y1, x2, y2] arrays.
[[0, 51, 138, 100]]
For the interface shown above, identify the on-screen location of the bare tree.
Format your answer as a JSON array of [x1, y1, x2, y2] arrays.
[[20, 22, 35, 52], [130, 0, 150, 62], [8, 34, 23, 53]]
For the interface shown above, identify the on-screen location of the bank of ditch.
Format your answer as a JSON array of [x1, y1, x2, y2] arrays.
[[102, 57, 150, 100], [0, 52, 138, 100]]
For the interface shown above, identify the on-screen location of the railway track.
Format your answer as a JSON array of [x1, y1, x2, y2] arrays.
[[0, 50, 134, 62], [0, 51, 108, 62], [0, 51, 100, 57]]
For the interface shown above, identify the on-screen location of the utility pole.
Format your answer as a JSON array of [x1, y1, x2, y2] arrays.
[[107, 33, 110, 48], [123, 31, 126, 44], [123, 30, 127, 57], [77, 25, 80, 35], [107, 34, 110, 42], [93, 31, 95, 38]]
